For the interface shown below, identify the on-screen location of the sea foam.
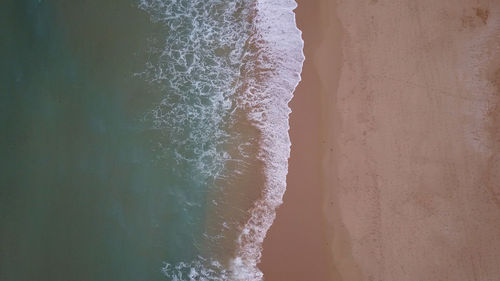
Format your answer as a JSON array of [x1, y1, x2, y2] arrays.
[[138, 0, 304, 279], [229, 0, 304, 279]]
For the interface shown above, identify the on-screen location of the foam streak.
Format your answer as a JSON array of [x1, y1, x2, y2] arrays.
[[230, 0, 304, 279]]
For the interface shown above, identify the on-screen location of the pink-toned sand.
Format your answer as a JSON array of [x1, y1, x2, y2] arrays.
[[261, 0, 500, 280]]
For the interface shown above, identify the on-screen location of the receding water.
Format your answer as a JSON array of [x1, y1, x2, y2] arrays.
[[0, 0, 304, 280]]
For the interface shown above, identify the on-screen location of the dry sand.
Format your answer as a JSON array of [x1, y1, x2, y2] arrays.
[[261, 0, 500, 280]]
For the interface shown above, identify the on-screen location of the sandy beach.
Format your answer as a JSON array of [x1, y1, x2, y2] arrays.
[[260, 0, 340, 280], [261, 0, 500, 280]]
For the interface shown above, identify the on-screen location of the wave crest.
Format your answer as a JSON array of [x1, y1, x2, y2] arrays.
[[229, 0, 304, 279]]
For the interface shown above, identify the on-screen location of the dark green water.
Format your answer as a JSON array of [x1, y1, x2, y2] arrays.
[[0, 1, 206, 280], [0, 0, 306, 279]]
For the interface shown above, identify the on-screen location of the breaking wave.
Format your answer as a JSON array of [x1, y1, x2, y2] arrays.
[[137, 0, 304, 279]]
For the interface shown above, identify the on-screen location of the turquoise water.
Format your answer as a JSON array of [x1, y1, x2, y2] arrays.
[[0, 0, 304, 280]]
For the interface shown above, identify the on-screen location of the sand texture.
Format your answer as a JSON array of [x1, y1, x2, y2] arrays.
[[262, 0, 500, 280], [329, 0, 500, 280], [259, 0, 339, 280]]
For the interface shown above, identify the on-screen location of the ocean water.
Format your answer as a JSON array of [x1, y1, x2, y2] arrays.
[[0, 0, 304, 280]]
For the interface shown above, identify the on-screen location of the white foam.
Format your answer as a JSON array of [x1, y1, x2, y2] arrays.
[[229, 0, 304, 280], [138, 0, 304, 279], [137, 0, 254, 181], [161, 256, 229, 281]]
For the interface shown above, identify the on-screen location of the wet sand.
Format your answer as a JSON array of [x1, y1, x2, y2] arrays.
[[259, 0, 340, 280], [262, 0, 500, 280]]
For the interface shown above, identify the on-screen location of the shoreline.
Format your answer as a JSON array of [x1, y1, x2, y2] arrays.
[[259, 0, 342, 280], [261, 0, 500, 280]]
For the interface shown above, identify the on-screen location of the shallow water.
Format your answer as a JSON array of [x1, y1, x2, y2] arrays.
[[0, 0, 303, 280]]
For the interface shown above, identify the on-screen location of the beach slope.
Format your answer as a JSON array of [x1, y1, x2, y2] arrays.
[[262, 0, 500, 280]]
